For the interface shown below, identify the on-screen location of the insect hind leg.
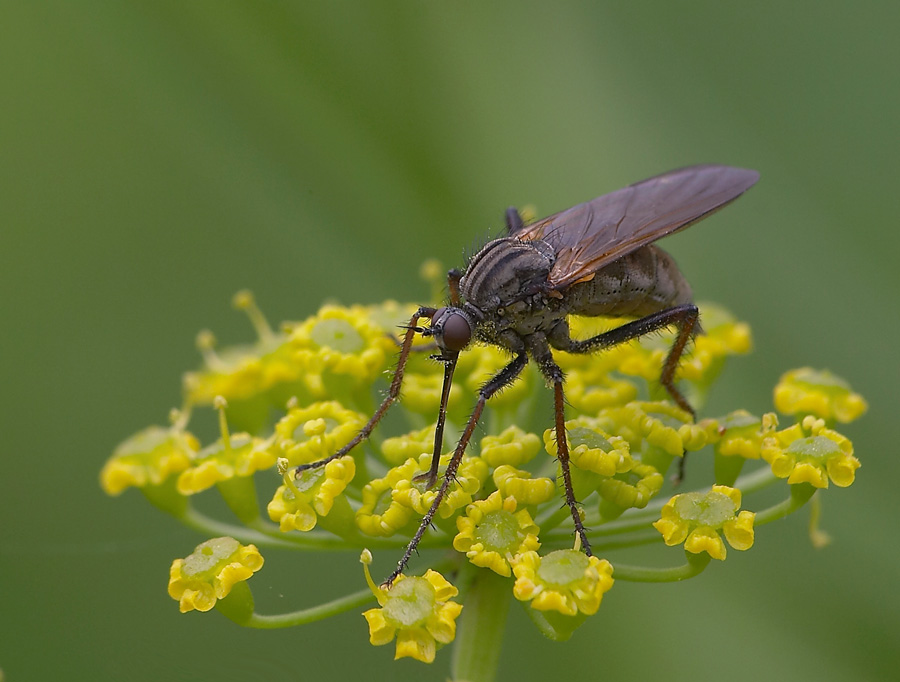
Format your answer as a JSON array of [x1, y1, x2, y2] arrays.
[[551, 304, 701, 418]]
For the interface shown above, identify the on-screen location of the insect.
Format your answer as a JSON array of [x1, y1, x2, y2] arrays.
[[296, 164, 759, 585]]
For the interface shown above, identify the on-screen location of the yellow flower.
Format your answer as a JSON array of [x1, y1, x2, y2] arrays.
[[559, 316, 638, 374], [511, 549, 614, 616], [288, 304, 395, 398], [101, 426, 198, 495], [357, 300, 442, 354], [453, 492, 541, 577], [544, 421, 633, 477], [380, 425, 436, 466], [360, 551, 462, 664], [606, 303, 751, 387], [677, 303, 752, 383], [267, 456, 356, 532], [563, 368, 639, 414], [479, 425, 542, 468], [176, 433, 274, 496], [597, 462, 664, 510], [356, 458, 422, 537], [600, 401, 709, 456], [653, 485, 755, 560], [774, 368, 868, 423], [391, 454, 489, 519], [713, 410, 773, 460], [273, 401, 366, 466], [492, 465, 556, 506], [167, 537, 264, 613], [399, 372, 466, 416], [457, 345, 535, 409], [761, 416, 860, 488], [182, 292, 300, 406]]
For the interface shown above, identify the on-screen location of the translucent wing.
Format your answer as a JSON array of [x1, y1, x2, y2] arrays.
[[513, 165, 759, 290]]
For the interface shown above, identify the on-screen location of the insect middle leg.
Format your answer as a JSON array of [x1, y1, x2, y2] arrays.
[[550, 303, 700, 417], [384, 351, 528, 586], [527, 333, 594, 556]]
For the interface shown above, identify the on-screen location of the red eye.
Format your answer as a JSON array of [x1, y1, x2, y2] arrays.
[[432, 307, 472, 352]]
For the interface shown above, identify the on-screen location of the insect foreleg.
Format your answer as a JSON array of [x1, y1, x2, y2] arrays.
[[550, 303, 700, 418], [384, 351, 528, 586], [293, 306, 437, 478]]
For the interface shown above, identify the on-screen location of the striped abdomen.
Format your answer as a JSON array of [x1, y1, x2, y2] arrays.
[[564, 244, 693, 318]]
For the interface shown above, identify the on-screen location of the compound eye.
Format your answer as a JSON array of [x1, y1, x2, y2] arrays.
[[432, 307, 472, 353]]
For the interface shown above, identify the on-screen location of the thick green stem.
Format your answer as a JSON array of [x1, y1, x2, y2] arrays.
[[450, 568, 511, 682]]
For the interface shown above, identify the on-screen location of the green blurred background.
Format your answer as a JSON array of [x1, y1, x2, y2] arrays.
[[2, 2, 897, 680]]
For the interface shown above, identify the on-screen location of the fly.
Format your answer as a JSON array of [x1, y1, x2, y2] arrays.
[[296, 164, 759, 584]]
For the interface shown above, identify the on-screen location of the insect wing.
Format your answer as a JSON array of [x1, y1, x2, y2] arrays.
[[513, 165, 759, 290]]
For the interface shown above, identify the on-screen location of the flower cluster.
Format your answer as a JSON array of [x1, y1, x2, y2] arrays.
[[102, 291, 865, 669]]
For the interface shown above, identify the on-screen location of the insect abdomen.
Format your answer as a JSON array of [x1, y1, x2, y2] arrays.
[[564, 245, 693, 318]]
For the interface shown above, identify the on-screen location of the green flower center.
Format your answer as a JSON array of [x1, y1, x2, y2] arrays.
[[310, 319, 365, 353], [293, 468, 325, 494], [569, 427, 613, 451], [181, 537, 240, 577], [372, 488, 394, 516], [720, 410, 760, 430], [793, 368, 850, 391], [673, 491, 735, 527], [786, 435, 842, 461], [383, 577, 436, 627], [536, 549, 589, 586], [618, 469, 644, 486], [474, 510, 522, 553]]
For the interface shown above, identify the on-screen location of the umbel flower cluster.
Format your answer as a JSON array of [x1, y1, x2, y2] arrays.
[[102, 284, 865, 673]]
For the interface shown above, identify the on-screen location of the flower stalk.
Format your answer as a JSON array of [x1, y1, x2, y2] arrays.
[[451, 566, 512, 682]]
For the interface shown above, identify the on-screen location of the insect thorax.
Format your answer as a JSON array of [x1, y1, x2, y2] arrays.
[[460, 237, 556, 310], [459, 237, 566, 347]]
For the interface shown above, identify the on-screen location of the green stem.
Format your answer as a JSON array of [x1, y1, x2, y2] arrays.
[[179, 505, 445, 551], [180, 506, 298, 549], [613, 552, 711, 582], [450, 567, 511, 682], [242, 587, 376, 629], [541, 465, 781, 540], [732, 465, 780, 494], [221, 558, 460, 629], [540, 526, 663, 548], [754, 482, 816, 526]]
